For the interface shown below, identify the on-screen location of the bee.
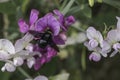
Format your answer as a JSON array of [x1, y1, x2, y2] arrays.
[[29, 30, 59, 52]]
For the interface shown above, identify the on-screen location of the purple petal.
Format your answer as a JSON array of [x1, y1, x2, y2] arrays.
[[65, 16, 75, 26], [53, 10, 67, 31], [18, 19, 29, 33], [89, 52, 101, 62], [34, 57, 46, 70], [53, 9, 64, 17], [45, 47, 57, 62], [35, 17, 47, 32], [53, 32, 66, 45], [29, 9, 39, 25], [47, 14, 60, 36]]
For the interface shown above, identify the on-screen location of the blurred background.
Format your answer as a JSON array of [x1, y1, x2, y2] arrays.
[[0, 0, 120, 80]]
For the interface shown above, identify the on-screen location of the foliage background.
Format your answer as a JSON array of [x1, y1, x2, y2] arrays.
[[0, 0, 120, 80]]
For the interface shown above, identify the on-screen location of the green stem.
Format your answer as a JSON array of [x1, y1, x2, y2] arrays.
[[18, 67, 32, 79], [3, 14, 9, 38]]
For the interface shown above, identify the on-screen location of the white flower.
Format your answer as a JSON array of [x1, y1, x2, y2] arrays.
[[102, 30, 120, 57], [86, 27, 103, 49], [27, 57, 35, 68], [25, 75, 48, 80], [84, 27, 107, 59], [13, 57, 24, 66], [34, 75, 48, 80], [0, 33, 37, 72], [15, 33, 34, 53], [0, 39, 15, 60], [116, 16, 120, 30], [1, 62, 16, 72], [101, 17, 120, 57]]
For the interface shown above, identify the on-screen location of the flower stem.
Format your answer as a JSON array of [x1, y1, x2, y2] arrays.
[[18, 67, 32, 79]]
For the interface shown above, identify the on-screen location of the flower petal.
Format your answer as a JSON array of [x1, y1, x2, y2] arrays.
[[15, 33, 34, 53], [101, 40, 111, 53], [34, 75, 48, 80], [46, 47, 57, 61], [110, 50, 118, 57], [96, 31, 103, 44], [116, 16, 120, 29], [27, 57, 35, 68], [22, 33, 34, 42], [34, 57, 45, 70], [113, 43, 120, 51], [53, 9, 64, 17], [65, 16, 75, 26], [0, 50, 9, 60], [29, 9, 39, 25], [53, 31, 67, 46], [13, 57, 24, 66], [53, 10, 65, 30], [88, 39, 98, 48], [86, 27, 97, 39], [89, 52, 101, 62], [3, 63, 16, 72], [84, 41, 94, 51], [15, 39, 27, 53], [0, 39, 15, 54], [47, 14, 60, 36], [18, 19, 29, 33], [107, 30, 119, 43], [35, 17, 47, 32], [25, 43, 33, 52]]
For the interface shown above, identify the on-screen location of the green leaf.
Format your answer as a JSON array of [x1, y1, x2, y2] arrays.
[[69, 4, 92, 18], [61, 0, 75, 15], [103, 0, 120, 9], [0, 0, 9, 3], [97, 0, 103, 3], [0, 1, 16, 14], [88, 0, 94, 7], [81, 5, 92, 18]]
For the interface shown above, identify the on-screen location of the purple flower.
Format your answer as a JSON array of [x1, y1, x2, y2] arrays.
[[33, 46, 57, 70], [53, 10, 75, 31], [18, 9, 39, 33], [35, 10, 75, 36], [35, 13, 60, 36], [53, 32, 67, 45], [17, 9, 75, 70]]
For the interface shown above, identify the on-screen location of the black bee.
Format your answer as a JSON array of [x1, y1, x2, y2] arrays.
[[29, 30, 59, 52]]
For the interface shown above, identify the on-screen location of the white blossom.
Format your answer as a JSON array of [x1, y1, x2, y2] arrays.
[[84, 27, 107, 61], [27, 57, 35, 68], [1, 62, 16, 72], [13, 57, 24, 66], [0, 39, 15, 60], [25, 75, 48, 80], [101, 16, 120, 57], [0, 33, 39, 72]]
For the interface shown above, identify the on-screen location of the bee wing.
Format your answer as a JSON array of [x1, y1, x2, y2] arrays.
[[28, 30, 43, 38]]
